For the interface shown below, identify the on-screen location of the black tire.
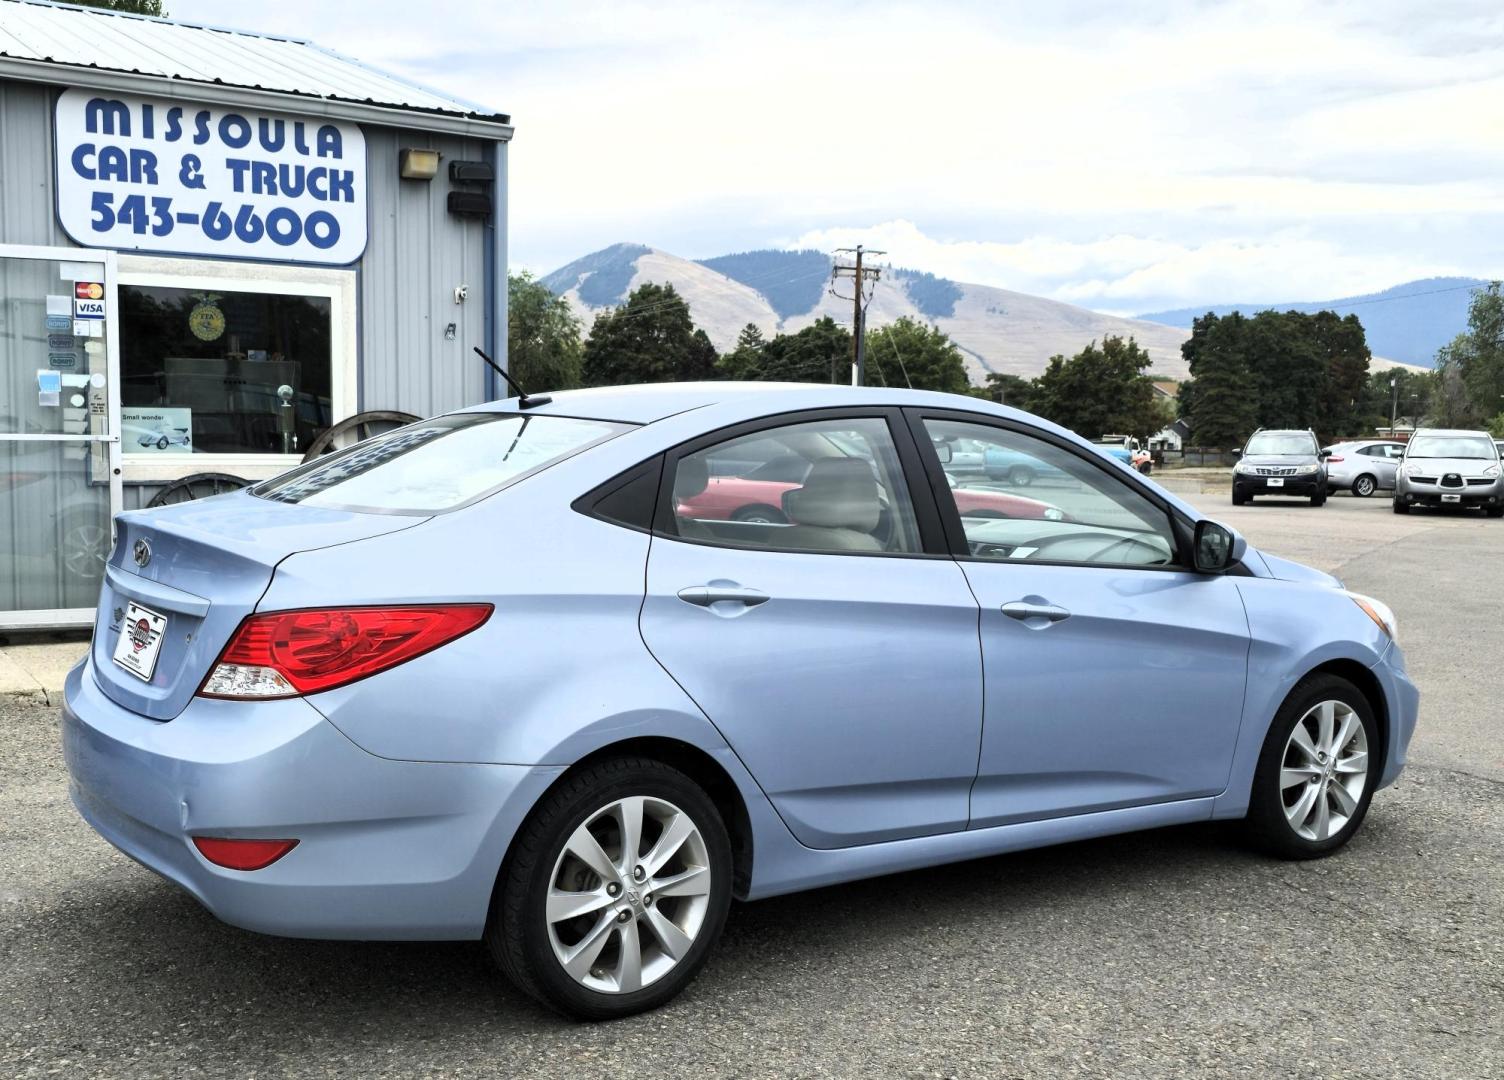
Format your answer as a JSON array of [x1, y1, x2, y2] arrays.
[[1244, 674, 1379, 860], [1352, 474, 1376, 498], [156, 436, 168, 449], [1310, 494, 1326, 507], [1393, 500, 1410, 515], [1008, 466, 1034, 487], [486, 757, 733, 1020], [1232, 492, 1248, 506], [730, 504, 786, 525], [1486, 506, 1504, 518]]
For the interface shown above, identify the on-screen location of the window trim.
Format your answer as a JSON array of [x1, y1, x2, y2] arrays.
[[650, 406, 952, 559], [902, 407, 1199, 573], [116, 254, 357, 484]]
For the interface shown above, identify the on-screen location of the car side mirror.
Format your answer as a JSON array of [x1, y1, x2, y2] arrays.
[[1319, 449, 1332, 458], [933, 442, 952, 464], [1231, 448, 1242, 459], [1193, 519, 1244, 574]]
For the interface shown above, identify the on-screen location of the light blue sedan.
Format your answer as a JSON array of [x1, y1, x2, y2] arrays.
[[63, 383, 1417, 1020]]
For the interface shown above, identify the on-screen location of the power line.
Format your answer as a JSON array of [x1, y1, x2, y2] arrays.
[[831, 245, 886, 386]]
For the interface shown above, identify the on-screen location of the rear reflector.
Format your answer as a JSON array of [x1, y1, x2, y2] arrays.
[[193, 836, 299, 871], [198, 604, 492, 699]]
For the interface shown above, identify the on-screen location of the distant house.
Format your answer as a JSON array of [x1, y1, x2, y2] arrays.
[[1149, 380, 1185, 451]]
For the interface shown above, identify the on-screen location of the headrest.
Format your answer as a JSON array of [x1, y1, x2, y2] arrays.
[[674, 456, 710, 499], [782, 458, 881, 531]]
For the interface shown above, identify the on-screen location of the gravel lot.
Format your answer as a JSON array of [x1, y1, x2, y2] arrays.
[[3, 491, 1500, 1078]]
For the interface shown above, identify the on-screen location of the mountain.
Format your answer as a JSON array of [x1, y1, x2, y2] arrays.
[[542, 244, 1198, 382], [1136, 278, 1489, 369]]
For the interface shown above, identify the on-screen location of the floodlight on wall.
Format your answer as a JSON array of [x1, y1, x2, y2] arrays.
[[447, 191, 493, 217], [399, 148, 441, 180]]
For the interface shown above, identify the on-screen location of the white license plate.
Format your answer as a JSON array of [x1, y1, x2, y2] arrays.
[[1442, 493, 1461, 503], [112, 601, 168, 682], [1266, 477, 1284, 487]]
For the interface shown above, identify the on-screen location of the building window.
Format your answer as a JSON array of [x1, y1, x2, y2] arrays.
[[119, 284, 333, 456]]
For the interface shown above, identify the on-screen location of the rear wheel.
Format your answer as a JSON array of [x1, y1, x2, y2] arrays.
[[1245, 675, 1378, 859], [730, 504, 785, 525], [487, 758, 732, 1020], [1352, 474, 1376, 498]]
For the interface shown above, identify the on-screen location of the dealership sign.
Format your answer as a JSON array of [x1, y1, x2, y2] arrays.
[[55, 89, 366, 265]]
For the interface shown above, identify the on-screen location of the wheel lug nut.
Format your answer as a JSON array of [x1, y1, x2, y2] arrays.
[[632, 866, 646, 882], [606, 882, 620, 896], [643, 894, 653, 907], [617, 909, 631, 923]]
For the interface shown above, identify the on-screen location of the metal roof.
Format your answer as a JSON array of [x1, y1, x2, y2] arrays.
[[0, 0, 511, 137]]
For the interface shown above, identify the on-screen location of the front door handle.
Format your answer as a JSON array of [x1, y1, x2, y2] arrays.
[[677, 586, 770, 608], [1001, 600, 1071, 625]]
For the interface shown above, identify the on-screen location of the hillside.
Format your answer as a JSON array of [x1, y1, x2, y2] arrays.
[[542, 244, 1197, 382], [1137, 277, 1489, 369]]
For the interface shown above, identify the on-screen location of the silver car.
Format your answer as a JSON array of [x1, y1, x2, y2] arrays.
[[1323, 440, 1405, 497], [1394, 429, 1504, 516]]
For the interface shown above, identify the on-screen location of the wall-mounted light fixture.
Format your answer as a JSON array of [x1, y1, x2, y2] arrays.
[[447, 191, 492, 217], [449, 160, 495, 183], [399, 148, 441, 180]]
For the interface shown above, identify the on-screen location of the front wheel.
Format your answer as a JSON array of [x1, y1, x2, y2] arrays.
[[1245, 675, 1378, 859], [1009, 466, 1035, 487], [1487, 506, 1504, 518], [487, 757, 733, 1020], [1393, 500, 1410, 515]]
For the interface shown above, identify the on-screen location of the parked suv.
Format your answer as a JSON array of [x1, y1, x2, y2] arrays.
[[1393, 429, 1503, 516], [1232, 429, 1328, 506]]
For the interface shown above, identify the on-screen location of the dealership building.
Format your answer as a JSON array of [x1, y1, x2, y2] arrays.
[[0, 0, 513, 628]]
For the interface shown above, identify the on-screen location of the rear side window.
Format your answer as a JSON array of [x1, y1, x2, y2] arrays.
[[255, 413, 627, 513]]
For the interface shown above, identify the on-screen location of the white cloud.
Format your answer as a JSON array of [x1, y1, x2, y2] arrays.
[[169, 0, 1504, 306]]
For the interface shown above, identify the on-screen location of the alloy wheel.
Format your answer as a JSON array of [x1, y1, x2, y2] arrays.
[[62, 522, 110, 581], [1280, 700, 1369, 841], [546, 796, 712, 994], [1354, 476, 1375, 497]]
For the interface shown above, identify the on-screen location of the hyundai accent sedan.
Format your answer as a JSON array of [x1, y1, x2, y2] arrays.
[[62, 383, 1417, 1020]]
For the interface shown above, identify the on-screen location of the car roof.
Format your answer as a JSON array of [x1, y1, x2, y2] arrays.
[[1411, 428, 1493, 438], [467, 382, 1014, 426]]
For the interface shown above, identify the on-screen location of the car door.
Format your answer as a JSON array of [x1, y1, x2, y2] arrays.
[[1369, 443, 1403, 489], [910, 410, 1252, 828], [639, 409, 984, 849]]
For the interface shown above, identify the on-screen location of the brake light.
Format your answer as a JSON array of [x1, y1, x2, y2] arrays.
[[1327, 456, 1344, 463], [198, 604, 492, 699], [193, 836, 298, 871]]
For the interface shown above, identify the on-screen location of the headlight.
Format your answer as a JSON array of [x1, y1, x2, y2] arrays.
[[1234, 462, 1253, 474], [1485, 465, 1500, 478], [1345, 591, 1397, 642], [1295, 464, 1318, 475]]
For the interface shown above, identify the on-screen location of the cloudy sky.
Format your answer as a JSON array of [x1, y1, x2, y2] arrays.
[[171, 0, 1503, 314]]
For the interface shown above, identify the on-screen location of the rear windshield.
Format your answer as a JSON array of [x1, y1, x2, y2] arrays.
[[1406, 436, 1498, 460], [1244, 432, 1316, 455], [254, 413, 628, 513]]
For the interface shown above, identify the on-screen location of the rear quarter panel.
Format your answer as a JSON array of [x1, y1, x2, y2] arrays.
[[1214, 578, 1394, 818]]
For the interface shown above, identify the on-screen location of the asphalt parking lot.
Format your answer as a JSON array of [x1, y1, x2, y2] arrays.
[[2, 489, 1500, 1078]]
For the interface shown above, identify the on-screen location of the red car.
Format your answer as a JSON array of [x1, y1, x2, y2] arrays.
[[679, 472, 1067, 523]]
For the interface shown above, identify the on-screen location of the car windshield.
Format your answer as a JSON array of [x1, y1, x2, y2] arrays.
[[1406, 436, 1497, 459], [1244, 433, 1316, 455], [254, 413, 627, 513]]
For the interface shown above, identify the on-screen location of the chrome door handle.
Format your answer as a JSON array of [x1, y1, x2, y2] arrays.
[[677, 586, 770, 608], [1001, 600, 1071, 624]]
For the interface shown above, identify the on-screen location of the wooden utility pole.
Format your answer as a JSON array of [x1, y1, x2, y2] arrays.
[[831, 245, 885, 385]]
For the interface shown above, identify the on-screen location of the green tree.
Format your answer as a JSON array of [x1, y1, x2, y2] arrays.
[[507, 272, 583, 392], [1433, 282, 1504, 425], [1357, 367, 1434, 431], [720, 317, 851, 383], [863, 317, 970, 394], [580, 283, 718, 386], [1029, 335, 1162, 439], [73, 0, 165, 13], [980, 372, 1035, 410]]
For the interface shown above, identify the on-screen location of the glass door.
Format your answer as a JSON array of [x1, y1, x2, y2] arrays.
[[0, 247, 121, 630]]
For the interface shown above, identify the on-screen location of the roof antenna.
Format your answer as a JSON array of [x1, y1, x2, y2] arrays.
[[473, 347, 552, 409]]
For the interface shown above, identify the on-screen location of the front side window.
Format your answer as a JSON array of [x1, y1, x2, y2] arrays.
[[1405, 435, 1497, 459], [256, 413, 626, 513], [925, 418, 1176, 568], [120, 284, 331, 455], [1244, 432, 1317, 456], [668, 417, 920, 554]]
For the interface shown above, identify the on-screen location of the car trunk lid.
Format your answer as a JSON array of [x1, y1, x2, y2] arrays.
[[92, 490, 425, 720]]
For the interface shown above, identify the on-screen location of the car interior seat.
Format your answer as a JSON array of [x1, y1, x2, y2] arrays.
[[780, 458, 884, 552], [673, 456, 716, 539]]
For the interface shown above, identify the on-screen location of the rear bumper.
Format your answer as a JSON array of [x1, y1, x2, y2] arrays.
[[61, 658, 562, 940]]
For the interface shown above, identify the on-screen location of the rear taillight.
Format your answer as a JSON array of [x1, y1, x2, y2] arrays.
[[198, 604, 492, 699], [193, 836, 299, 870], [1327, 456, 1344, 463]]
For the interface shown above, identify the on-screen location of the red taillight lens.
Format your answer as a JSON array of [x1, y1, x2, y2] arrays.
[[1327, 455, 1344, 463], [193, 836, 299, 871], [198, 604, 492, 699]]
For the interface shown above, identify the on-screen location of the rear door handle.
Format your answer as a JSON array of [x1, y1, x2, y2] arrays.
[[1001, 600, 1071, 624], [677, 586, 770, 608]]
